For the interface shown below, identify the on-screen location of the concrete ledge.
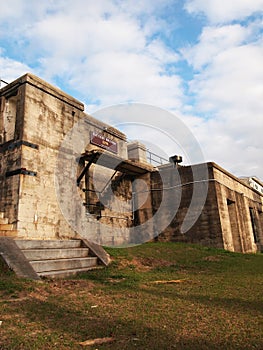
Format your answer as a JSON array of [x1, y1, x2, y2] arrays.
[[82, 239, 111, 266], [0, 237, 40, 280]]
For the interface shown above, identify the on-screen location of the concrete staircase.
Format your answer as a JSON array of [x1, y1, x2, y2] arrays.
[[0, 237, 110, 279], [15, 239, 100, 278]]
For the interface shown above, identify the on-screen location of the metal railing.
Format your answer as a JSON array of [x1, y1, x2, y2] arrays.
[[146, 149, 168, 166]]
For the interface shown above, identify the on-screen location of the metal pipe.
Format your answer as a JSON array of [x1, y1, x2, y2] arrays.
[[0, 79, 8, 86]]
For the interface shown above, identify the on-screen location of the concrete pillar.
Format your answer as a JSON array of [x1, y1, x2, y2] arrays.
[[127, 141, 147, 164], [214, 183, 235, 252]]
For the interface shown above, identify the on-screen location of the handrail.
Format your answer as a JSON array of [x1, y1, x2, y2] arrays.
[[146, 149, 168, 166]]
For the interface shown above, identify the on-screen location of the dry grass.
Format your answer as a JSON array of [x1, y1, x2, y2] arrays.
[[0, 242, 263, 349]]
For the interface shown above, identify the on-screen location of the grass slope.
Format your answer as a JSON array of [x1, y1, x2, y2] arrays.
[[0, 242, 262, 349]]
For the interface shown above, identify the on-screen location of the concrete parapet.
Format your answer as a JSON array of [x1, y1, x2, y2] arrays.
[[127, 141, 148, 164]]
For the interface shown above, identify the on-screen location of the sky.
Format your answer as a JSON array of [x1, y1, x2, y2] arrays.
[[0, 0, 262, 179]]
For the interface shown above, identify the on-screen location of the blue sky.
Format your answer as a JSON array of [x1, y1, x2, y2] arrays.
[[0, 0, 263, 178]]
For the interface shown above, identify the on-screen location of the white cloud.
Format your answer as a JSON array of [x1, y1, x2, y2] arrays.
[[0, 0, 183, 112], [189, 43, 263, 113], [181, 24, 252, 69], [18, 1, 182, 110], [182, 19, 263, 178], [0, 54, 32, 83], [30, 12, 146, 57], [185, 0, 263, 24], [93, 103, 203, 166], [0, 0, 30, 20], [0, 0, 262, 180], [67, 48, 182, 110]]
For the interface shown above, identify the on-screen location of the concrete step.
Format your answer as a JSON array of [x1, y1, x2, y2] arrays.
[[0, 218, 9, 225], [30, 257, 98, 273], [15, 239, 82, 250], [39, 266, 103, 278], [22, 248, 89, 260]]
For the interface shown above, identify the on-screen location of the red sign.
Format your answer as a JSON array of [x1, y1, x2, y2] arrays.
[[90, 132, 118, 154]]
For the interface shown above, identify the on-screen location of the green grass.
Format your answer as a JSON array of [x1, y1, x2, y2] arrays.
[[0, 242, 263, 349]]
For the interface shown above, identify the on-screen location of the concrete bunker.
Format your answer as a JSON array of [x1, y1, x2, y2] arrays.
[[0, 73, 262, 256]]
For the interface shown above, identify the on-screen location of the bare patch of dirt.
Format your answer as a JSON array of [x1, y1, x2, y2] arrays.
[[117, 257, 174, 271], [46, 279, 95, 292], [202, 255, 223, 262]]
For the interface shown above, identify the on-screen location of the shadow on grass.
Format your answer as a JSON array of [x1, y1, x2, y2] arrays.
[[141, 283, 263, 315], [186, 293, 263, 314], [3, 295, 262, 350]]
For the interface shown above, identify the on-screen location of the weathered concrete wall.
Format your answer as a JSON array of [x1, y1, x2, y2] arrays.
[[0, 74, 132, 241], [153, 163, 224, 248], [155, 162, 263, 252], [82, 165, 133, 246], [14, 75, 84, 238], [0, 80, 26, 225], [0, 146, 21, 224], [212, 163, 263, 253], [132, 172, 155, 244]]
